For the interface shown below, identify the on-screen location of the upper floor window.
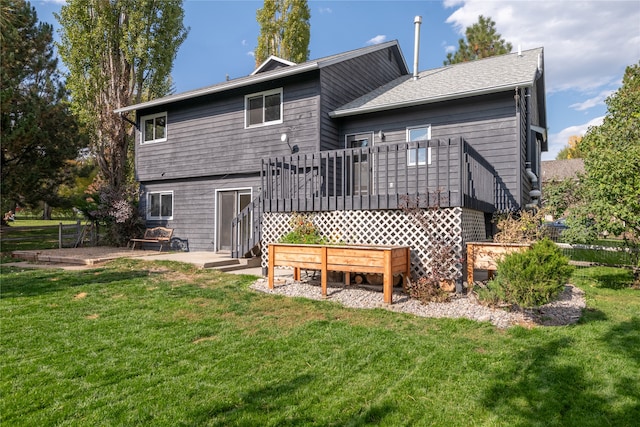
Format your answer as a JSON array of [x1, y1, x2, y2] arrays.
[[141, 112, 167, 143], [407, 125, 432, 166], [147, 191, 173, 220], [245, 88, 282, 128]]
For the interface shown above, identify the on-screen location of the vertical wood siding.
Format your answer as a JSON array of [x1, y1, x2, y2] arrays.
[[319, 47, 406, 152], [337, 92, 523, 211], [135, 76, 320, 182]]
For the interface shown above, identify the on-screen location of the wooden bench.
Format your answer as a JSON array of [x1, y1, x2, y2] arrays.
[[129, 227, 173, 252]]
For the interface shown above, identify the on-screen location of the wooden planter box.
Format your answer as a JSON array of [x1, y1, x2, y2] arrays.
[[268, 243, 411, 304], [466, 241, 531, 286]]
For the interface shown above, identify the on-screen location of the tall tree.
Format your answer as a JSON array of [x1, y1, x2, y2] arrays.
[[1, 0, 85, 219], [56, 0, 188, 194], [444, 15, 512, 65], [255, 0, 310, 66], [566, 62, 640, 248]]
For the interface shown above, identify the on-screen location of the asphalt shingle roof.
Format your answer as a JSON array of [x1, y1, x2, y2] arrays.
[[330, 47, 544, 117]]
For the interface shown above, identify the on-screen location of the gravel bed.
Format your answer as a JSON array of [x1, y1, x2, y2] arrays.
[[250, 274, 586, 329]]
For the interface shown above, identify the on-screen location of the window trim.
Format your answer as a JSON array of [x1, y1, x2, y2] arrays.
[[140, 112, 168, 144], [244, 88, 283, 128], [146, 190, 174, 220], [406, 125, 432, 167]]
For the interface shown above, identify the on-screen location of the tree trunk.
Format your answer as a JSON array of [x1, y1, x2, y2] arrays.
[[42, 202, 52, 220]]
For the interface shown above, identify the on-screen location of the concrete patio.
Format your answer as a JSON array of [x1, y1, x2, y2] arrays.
[[6, 247, 276, 276]]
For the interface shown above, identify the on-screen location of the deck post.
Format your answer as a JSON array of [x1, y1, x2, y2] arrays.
[[320, 246, 328, 299], [268, 245, 275, 289], [383, 249, 393, 304]]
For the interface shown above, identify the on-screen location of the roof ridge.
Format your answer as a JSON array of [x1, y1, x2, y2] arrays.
[[419, 46, 544, 75]]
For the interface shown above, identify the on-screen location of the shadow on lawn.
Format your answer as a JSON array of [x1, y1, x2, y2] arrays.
[[0, 268, 153, 299], [481, 330, 639, 425], [193, 373, 397, 426], [193, 374, 316, 425]]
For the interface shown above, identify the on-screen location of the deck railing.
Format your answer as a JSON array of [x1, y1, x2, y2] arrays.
[[231, 138, 496, 259], [260, 138, 495, 213]]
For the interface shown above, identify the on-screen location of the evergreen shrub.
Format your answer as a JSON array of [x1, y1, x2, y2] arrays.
[[477, 239, 574, 308]]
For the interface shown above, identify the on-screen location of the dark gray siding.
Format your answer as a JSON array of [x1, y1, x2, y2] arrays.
[[135, 75, 320, 183], [337, 92, 525, 211], [319, 46, 407, 152], [140, 174, 260, 252]]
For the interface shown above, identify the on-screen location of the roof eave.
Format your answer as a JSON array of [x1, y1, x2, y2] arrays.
[[114, 62, 319, 114]]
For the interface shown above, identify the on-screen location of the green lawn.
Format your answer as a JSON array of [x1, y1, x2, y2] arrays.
[[1, 221, 88, 253], [1, 259, 638, 426], [6, 219, 81, 227]]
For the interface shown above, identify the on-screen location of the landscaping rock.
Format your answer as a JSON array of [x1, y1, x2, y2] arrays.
[[250, 276, 586, 329]]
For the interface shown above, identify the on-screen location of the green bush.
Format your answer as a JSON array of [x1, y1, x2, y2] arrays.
[[478, 239, 575, 308]]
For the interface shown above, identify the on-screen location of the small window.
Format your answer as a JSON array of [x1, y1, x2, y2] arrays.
[[141, 112, 167, 143], [147, 191, 173, 220], [245, 88, 282, 127], [407, 125, 432, 166]]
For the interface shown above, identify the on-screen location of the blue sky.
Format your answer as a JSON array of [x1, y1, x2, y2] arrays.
[[34, 0, 640, 160]]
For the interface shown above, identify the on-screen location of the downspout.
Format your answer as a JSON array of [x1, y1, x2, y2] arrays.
[[524, 87, 541, 209]]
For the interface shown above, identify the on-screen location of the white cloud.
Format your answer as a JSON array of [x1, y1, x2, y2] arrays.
[[544, 116, 604, 160], [241, 40, 247, 47], [43, 0, 66, 4], [366, 35, 387, 45], [247, 51, 255, 58], [441, 41, 456, 54], [570, 90, 615, 111], [443, 1, 640, 94], [318, 7, 333, 14]]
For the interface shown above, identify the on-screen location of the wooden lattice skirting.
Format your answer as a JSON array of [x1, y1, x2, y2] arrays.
[[261, 208, 488, 285]]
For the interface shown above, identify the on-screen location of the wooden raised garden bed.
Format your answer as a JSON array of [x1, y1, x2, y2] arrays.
[[268, 243, 411, 304], [466, 241, 531, 286]]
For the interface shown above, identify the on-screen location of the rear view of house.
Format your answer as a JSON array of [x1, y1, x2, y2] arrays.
[[116, 36, 546, 287]]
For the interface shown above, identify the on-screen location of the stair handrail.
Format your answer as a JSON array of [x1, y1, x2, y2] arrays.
[[231, 194, 262, 258]]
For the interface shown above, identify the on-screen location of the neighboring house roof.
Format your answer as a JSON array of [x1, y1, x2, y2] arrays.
[[541, 158, 585, 182], [330, 47, 544, 118], [114, 40, 409, 114]]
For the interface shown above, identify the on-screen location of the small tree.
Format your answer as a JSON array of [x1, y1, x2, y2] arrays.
[[400, 193, 459, 302], [444, 15, 512, 65], [542, 178, 582, 220]]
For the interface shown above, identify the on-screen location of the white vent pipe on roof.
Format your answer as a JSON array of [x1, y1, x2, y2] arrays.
[[413, 16, 422, 80]]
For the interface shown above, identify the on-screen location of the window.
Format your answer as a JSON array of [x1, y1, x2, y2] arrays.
[[245, 88, 282, 127], [141, 112, 167, 143], [147, 191, 173, 220], [406, 125, 432, 166]]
